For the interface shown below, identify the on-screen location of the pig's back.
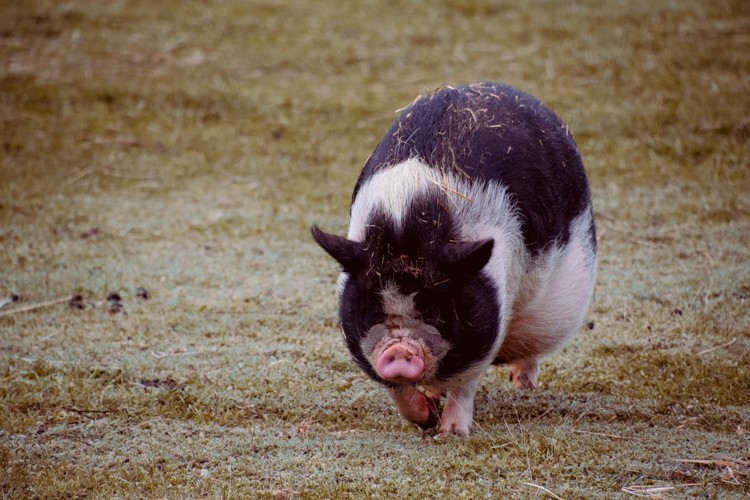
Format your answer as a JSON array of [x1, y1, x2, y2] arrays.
[[353, 82, 594, 255]]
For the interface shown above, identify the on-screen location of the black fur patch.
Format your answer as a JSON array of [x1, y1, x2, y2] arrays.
[[360, 198, 454, 290], [353, 82, 594, 254]]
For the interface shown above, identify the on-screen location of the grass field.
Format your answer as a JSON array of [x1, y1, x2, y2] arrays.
[[1, 0, 749, 497]]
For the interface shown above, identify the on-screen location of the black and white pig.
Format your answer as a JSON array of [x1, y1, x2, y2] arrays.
[[312, 82, 597, 435]]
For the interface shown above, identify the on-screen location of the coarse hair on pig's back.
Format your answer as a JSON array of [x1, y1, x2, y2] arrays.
[[351, 82, 593, 255]]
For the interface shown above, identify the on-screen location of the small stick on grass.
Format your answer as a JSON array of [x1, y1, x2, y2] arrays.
[[718, 456, 750, 466], [63, 406, 117, 420], [574, 430, 641, 441], [268, 358, 290, 368], [621, 484, 675, 497], [0, 297, 70, 318], [696, 337, 736, 356], [537, 407, 555, 419], [151, 350, 194, 359], [674, 458, 740, 467], [626, 237, 660, 249], [699, 249, 715, 266], [64, 406, 115, 415], [523, 482, 566, 500], [622, 483, 703, 497]]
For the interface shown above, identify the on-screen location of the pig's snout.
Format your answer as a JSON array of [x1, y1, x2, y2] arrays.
[[376, 343, 425, 381]]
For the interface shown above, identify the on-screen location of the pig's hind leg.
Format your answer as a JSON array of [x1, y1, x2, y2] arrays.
[[500, 223, 597, 389]]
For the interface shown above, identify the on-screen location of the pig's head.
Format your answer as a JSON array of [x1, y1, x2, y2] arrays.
[[311, 223, 495, 387]]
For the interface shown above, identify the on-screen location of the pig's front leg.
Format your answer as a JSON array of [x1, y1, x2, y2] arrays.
[[389, 386, 440, 429], [438, 378, 480, 436]]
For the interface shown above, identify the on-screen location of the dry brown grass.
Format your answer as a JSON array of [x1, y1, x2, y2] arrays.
[[1, 0, 749, 497]]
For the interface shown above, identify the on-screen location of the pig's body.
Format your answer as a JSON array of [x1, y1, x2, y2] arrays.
[[313, 82, 597, 435]]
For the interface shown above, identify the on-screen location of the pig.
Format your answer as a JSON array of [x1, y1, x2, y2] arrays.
[[311, 82, 597, 435]]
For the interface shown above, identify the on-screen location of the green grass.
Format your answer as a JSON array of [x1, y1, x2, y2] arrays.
[[1, 0, 749, 497]]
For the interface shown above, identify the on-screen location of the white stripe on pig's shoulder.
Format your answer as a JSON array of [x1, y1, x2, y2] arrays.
[[348, 157, 521, 241]]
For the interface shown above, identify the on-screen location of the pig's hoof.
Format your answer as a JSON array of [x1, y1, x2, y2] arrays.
[[509, 371, 536, 389], [437, 406, 472, 436], [509, 359, 539, 390], [437, 420, 471, 437]]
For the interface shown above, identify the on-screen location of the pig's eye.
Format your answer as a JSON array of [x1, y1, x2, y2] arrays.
[[420, 305, 444, 325], [414, 292, 445, 325], [397, 277, 420, 295]]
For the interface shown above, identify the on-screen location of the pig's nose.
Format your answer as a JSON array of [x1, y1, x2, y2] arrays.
[[376, 343, 424, 381]]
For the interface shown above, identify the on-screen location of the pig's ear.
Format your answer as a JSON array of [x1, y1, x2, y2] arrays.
[[311, 225, 366, 272], [440, 238, 494, 276]]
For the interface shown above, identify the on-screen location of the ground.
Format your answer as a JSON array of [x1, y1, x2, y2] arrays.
[[1, 0, 749, 498]]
